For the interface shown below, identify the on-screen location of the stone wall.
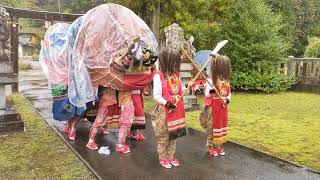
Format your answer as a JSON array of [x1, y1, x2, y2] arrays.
[[282, 58, 320, 93]]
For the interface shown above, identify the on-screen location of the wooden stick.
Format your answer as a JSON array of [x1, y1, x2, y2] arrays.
[[168, 49, 215, 113], [179, 54, 211, 98], [169, 40, 228, 112], [180, 47, 225, 104]]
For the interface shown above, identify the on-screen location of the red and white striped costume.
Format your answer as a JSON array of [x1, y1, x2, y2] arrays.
[[154, 71, 186, 137], [205, 77, 231, 146], [152, 70, 186, 160]]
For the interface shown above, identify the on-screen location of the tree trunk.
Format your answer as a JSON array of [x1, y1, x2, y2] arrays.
[[151, 0, 160, 42]]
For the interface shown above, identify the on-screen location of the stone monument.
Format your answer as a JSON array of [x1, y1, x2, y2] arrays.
[[163, 23, 199, 111], [0, 7, 24, 133]]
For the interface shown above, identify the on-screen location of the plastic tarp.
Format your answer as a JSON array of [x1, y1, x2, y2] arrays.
[[194, 50, 212, 75], [39, 23, 71, 88], [69, 3, 158, 107], [67, 16, 95, 107], [73, 3, 158, 68], [194, 50, 212, 67]]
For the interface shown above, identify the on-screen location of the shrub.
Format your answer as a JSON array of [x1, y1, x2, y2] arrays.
[[304, 37, 320, 58], [231, 72, 297, 93], [19, 63, 32, 70], [32, 53, 39, 61], [183, 22, 220, 50], [220, 0, 291, 92]]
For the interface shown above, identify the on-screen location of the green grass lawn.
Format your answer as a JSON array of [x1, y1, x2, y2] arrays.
[[144, 92, 320, 171], [0, 94, 94, 179]]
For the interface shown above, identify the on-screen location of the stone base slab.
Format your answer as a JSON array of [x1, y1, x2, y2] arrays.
[[184, 95, 200, 111], [0, 106, 24, 134], [0, 73, 18, 85]]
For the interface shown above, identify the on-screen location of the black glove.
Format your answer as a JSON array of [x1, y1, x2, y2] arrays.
[[209, 89, 216, 94], [166, 102, 176, 110], [226, 98, 230, 104]]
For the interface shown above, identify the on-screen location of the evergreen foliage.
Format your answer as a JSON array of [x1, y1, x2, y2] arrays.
[[304, 37, 320, 58], [220, 0, 295, 92], [3, 0, 317, 92]]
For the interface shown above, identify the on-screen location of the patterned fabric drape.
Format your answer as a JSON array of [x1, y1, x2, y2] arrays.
[[39, 23, 70, 87]]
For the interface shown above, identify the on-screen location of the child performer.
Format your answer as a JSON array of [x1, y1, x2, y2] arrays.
[[203, 55, 231, 156], [152, 48, 187, 169]]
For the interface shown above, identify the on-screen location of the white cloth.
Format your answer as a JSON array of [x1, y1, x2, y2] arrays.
[[153, 71, 185, 105], [204, 78, 213, 97], [98, 146, 110, 155], [132, 90, 141, 94], [153, 73, 167, 105]]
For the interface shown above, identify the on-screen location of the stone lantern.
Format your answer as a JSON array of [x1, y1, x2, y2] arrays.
[[163, 23, 199, 111], [0, 7, 24, 133]]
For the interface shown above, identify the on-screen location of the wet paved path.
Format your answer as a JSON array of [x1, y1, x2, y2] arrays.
[[19, 60, 320, 180]]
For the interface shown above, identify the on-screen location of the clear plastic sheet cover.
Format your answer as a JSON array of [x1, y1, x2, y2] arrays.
[[39, 23, 71, 87], [69, 3, 158, 107], [67, 16, 95, 107], [73, 3, 158, 69]]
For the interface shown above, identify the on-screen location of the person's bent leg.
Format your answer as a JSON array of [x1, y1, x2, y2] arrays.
[[116, 102, 134, 153], [64, 120, 72, 134], [86, 102, 108, 150], [67, 117, 81, 140]]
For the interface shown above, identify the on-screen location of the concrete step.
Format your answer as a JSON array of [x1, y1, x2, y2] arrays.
[[0, 107, 24, 134], [0, 108, 21, 123], [0, 120, 24, 133]]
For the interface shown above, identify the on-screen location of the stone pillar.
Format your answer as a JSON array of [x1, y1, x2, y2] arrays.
[[163, 24, 199, 111], [287, 56, 294, 76], [0, 86, 5, 109], [0, 7, 24, 134], [10, 16, 19, 92]]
